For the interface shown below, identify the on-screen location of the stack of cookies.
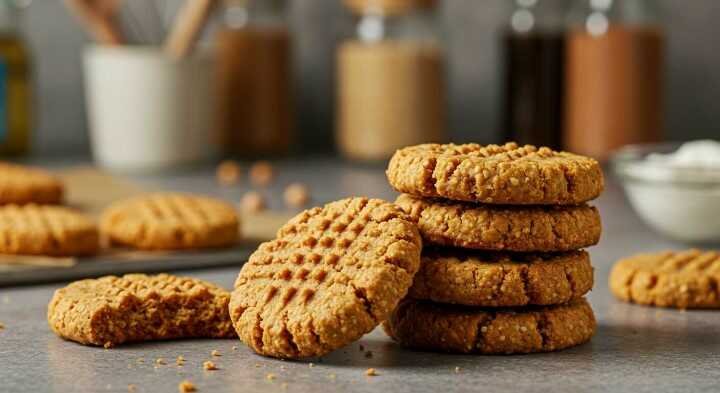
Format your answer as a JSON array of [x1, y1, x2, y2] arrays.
[[384, 142, 604, 354]]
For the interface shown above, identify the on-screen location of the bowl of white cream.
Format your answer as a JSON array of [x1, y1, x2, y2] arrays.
[[611, 140, 720, 243]]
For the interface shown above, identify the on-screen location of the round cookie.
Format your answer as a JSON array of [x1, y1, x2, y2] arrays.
[[384, 298, 596, 354], [100, 193, 239, 250], [229, 197, 422, 359], [0, 162, 63, 205], [0, 204, 98, 256], [396, 194, 601, 252], [386, 142, 603, 205], [410, 249, 593, 307], [610, 249, 720, 309]]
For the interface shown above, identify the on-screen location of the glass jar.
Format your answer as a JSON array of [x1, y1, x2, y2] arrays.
[[564, 0, 664, 161], [0, 0, 31, 156], [337, 0, 447, 161], [215, 0, 293, 157], [502, 0, 568, 150]]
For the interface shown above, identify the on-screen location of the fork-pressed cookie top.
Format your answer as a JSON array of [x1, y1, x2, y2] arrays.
[[396, 194, 601, 252], [387, 142, 604, 205], [0, 204, 98, 256], [610, 249, 720, 309], [229, 197, 422, 358], [47, 273, 236, 347], [100, 193, 239, 250], [0, 162, 63, 205]]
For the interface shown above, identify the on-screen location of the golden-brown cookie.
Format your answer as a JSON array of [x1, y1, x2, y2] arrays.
[[0, 162, 63, 205], [384, 298, 596, 354], [396, 194, 601, 251], [0, 204, 98, 256], [47, 273, 236, 347], [229, 197, 422, 359], [387, 142, 603, 205], [410, 249, 593, 307], [100, 193, 239, 250], [609, 249, 720, 309]]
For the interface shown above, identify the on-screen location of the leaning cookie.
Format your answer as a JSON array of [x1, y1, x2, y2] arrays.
[[0, 204, 98, 256], [0, 162, 63, 205], [47, 274, 236, 347], [410, 249, 594, 307], [100, 193, 239, 250], [387, 142, 603, 205], [384, 298, 596, 354], [396, 194, 601, 252], [610, 249, 720, 309], [229, 197, 422, 359]]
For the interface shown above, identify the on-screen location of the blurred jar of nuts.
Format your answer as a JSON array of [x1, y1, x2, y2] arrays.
[[337, 0, 447, 162]]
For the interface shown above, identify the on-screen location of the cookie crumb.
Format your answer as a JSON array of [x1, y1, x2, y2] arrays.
[[137, 358, 145, 364], [308, 363, 314, 368], [203, 361, 218, 371], [156, 358, 167, 366], [232, 345, 238, 351], [283, 183, 310, 208], [176, 356, 186, 366], [240, 191, 266, 213], [216, 160, 242, 186], [266, 373, 276, 381], [364, 350, 373, 359], [254, 363, 262, 368], [0, 322, 5, 330], [211, 349, 221, 357], [178, 380, 196, 393], [365, 368, 378, 376], [249, 161, 274, 187], [103, 342, 112, 349], [454, 366, 461, 373], [127, 384, 136, 392]]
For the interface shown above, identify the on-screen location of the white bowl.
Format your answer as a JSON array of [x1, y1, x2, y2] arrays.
[[612, 143, 720, 244]]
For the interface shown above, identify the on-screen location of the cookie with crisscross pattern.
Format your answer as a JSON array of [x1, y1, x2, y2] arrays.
[[229, 197, 422, 358], [100, 193, 239, 250]]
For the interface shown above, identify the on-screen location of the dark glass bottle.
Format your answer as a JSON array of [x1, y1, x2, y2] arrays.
[[502, 0, 567, 150]]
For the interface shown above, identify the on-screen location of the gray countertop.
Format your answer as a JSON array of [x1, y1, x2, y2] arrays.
[[1, 158, 719, 393]]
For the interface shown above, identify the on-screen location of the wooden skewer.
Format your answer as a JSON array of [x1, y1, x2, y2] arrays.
[[64, 0, 125, 46], [164, 0, 219, 59]]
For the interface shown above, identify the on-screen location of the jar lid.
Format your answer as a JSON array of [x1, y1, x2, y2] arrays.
[[344, 0, 438, 15]]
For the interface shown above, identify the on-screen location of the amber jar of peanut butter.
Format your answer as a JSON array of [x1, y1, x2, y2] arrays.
[[564, 0, 664, 161], [337, 0, 447, 161], [215, 0, 292, 157]]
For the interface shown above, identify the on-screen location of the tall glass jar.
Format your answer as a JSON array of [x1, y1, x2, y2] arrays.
[[215, 0, 292, 157], [564, 0, 664, 161], [337, 0, 446, 161], [502, 0, 568, 150], [0, 0, 31, 156]]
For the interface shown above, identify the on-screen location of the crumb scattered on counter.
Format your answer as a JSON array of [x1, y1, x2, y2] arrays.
[[156, 358, 167, 366], [254, 363, 262, 368], [365, 368, 378, 377], [176, 356, 186, 366], [266, 373, 276, 381], [283, 183, 310, 208], [137, 358, 145, 364], [203, 361, 218, 371], [249, 161, 274, 187], [103, 342, 112, 349], [232, 345, 238, 351], [0, 322, 5, 330], [240, 191, 266, 213], [454, 366, 461, 373], [211, 349, 221, 357], [127, 384, 136, 392], [308, 363, 314, 368], [216, 160, 242, 186], [178, 380, 196, 393]]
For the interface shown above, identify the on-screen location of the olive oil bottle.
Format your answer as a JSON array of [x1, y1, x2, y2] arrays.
[[0, 0, 31, 156]]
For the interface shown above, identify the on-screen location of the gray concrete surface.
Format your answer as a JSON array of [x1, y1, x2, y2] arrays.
[[1, 159, 719, 393]]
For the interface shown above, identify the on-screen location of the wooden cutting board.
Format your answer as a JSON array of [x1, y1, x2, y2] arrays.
[[0, 167, 293, 286]]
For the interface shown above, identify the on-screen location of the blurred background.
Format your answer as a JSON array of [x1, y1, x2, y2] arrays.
[[2, 0, 719, 161]]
